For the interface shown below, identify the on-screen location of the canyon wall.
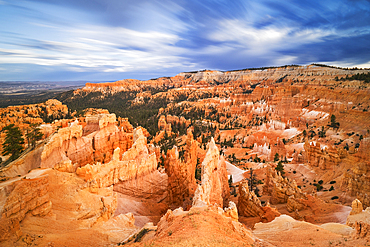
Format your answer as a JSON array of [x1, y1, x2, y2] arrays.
[[164, 130, 198, 209], [40, 113, 133, 170], [0, 170, 51, 241], [341, 137, 370, 208], [304, 141, 340, 170], [76, 128, 157, 190], [79, 65, 370, 94]]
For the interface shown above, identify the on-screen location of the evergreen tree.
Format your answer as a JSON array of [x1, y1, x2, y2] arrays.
[[330, 114, 340, 129], [275, 161, 285, 176], [26, 124, 44, 149], [318, 126, 326, 138], [2, 124, 24, 161], [228, 175, 233, 186], [248, 168, 258, 192]]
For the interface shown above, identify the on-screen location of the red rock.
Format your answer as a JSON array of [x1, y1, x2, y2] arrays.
[[304, 141, 340, 169], [0, 170, 51, 242], [164, 130, 198, 208], [40, 113, 133, 169], [192, 138, 229, 208], [353, 221, 370, 239], [237, 180, 264, 217]]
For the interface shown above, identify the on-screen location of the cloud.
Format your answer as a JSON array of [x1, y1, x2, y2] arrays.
[[0, 0, 200, 80], [208, 19, 335, 55], [0, 22, 198, 74], [1, 0, 370, 81]]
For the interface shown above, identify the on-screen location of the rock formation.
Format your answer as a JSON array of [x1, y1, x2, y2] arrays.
[[76, 128, 157, 190], [350, 199, 364, 215], [264, 167, 305, 205], [0, 99, 69, 152], [238, 181, 281, 223], [346, 200, 370, 239], [346, 199, 370, 229], [223, 201, 239, 221], [353, 221, 370, 239], [341, 137, 370, 208], [40, 113, 133, 170], [304, 141, 340, 169], [192, 138, 229, 208], [238, 181, 264, 217], [0, 130, 151, 245], [164, 130, 198, 209], [0, 170, 51, 241]]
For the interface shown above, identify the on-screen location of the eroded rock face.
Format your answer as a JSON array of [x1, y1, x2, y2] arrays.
[[40, 114, 133, 170], [304, 141, 340, 170], [350, 199, 364, 215], [0, 99, 69, 152], [192, 138, 229, 208], [0, 170, 51, 242], [238, 181, 281, 223], [341, 137, 370, 208], [238, 181, 264, 217], [165, 130, 197, 208], [76, 128, 157, 190], [353, 221, 370, 239], [264, 167, 305, 205]]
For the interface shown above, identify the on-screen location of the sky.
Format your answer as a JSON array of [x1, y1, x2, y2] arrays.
[[0, 0, 370, 82]]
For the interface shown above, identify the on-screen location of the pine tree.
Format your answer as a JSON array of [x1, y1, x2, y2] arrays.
[[26, 124, 44, 149], [275, 161, 285, 176], [2, 124, 24, 161], [248, 168, 258, 192], [330, 115, 340, 129]]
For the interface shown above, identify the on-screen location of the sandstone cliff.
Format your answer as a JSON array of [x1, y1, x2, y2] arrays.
[[40, 113, 133, 170], [304, 141, 340, 170], [76, 128, 157, 190], [264, 167, 305, 205], [238, 180, 281, 223], [164, 130, 198, 209], [341, 137, 370, 208], [0, 170, 51, 242]]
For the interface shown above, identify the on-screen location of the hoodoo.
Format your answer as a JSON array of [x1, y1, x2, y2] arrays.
[[1, 65, 370, 246]]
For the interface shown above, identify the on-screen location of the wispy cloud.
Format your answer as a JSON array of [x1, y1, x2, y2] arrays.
[[0, 23, 197, 74], [0, 0, 370, 80]]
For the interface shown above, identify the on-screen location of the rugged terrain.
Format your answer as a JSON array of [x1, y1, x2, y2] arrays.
[[0, 64, 370, 246]]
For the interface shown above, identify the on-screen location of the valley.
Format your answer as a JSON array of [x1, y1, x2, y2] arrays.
[[0, 64, 370, 246]]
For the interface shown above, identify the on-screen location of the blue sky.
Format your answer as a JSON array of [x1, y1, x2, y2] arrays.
[[0, 0, 370, 81]]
